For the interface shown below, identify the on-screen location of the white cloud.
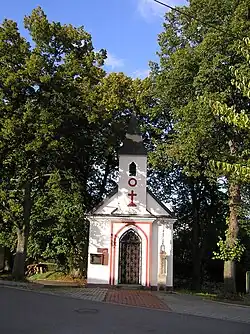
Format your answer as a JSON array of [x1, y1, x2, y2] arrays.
[[137, 0, 186, 21], [133, 68, 150, 79], [105, 52, 124, 70], [137, 0, 166, 20]]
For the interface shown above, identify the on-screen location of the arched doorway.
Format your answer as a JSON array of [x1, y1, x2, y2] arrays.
[[118, 229, 141, 284]]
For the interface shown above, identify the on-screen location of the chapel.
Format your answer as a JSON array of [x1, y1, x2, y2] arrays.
[[87, 115, 175, 290]]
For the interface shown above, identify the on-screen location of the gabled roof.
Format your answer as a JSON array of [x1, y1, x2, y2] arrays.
[[89, 186, 175, 218], [147, 188, 175, 218], [119, 115, 147, 156], [89, 186, 118, 214]]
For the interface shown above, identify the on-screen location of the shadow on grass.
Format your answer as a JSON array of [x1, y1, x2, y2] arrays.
[[28, 270, 66, 281], [0, 272, 13, 281], [0, 271, 30, 283], [175, 288, 250, 306]]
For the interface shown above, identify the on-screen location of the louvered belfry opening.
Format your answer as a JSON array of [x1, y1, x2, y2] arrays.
[[129, 162, 137, 176]]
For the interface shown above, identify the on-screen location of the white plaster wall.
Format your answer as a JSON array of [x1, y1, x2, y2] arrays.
[[157, 221, 174, 287], [150, 222, 158, 286], [167, 223, 174, 287], [87, 218, 111, 284], [87, 216, 174, 287], [113, 222, 150, 286], [118, 155, 148, 214]]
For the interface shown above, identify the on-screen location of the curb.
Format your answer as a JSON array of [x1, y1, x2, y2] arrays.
[[154, 291, 250, 309], [33, 280, 83, 288], [204, 298, 250, 309], [0, 280, 85, 289], [0, 279, 85, 289], [0, 279, 44, 289], [164, 291, 250, 308]]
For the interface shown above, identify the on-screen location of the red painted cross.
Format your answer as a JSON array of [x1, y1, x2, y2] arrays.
[[128, 190, 137, 207]]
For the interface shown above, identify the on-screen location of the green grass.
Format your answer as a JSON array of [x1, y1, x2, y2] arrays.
[[0, 272, 13, 281], [176, 289, 250, 306], [27, 270, 86, 284], [28, 271, 66, 281], [209, 293, 250, 306], [0, 270, 64, 282], [0, 272, 29, 282]]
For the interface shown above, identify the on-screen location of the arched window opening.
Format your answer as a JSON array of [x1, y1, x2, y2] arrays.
[[120, 229, 141, 244], [129, 162, 136, 176]]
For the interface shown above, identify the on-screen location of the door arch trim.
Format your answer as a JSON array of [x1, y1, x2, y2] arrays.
[[112, 223, 149, 286]]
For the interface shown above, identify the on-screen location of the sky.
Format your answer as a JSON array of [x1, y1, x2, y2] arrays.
[[0, 0, 187, 78]]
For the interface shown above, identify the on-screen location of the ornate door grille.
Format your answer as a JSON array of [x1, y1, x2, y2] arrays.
[[118, 229, 141, 284]]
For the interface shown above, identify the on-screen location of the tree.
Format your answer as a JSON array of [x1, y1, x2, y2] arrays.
[[151, 0, 250, 292], [0, 7, 106, 280], [209, 37, 250, 293], [0, 8, 154, 280]]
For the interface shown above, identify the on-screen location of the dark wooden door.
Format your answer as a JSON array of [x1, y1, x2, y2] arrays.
[[119, 229, 141, 284]]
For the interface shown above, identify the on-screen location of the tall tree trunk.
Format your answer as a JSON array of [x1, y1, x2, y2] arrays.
[[224, 181, 240, 294], [223, 140, 241, 294], [12, 182, 32, 281], [190, 181, 201, 291]]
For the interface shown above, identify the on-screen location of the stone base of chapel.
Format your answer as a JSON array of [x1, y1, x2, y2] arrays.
[[86, 283, 173, 292], [156, 284, 173, 292]]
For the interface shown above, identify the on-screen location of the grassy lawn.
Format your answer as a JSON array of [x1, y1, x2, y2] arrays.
[[1, 268, 86, 285], [0, 272, 15, 281], [27, 270, 86, 284], [176, 289, 250, 306], [0, 270, 69, 282], [0, 272, 30, 283], [28, 271, 67, 281]]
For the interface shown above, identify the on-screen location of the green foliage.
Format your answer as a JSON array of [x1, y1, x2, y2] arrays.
[[0, 7, 152, 278], [209, 161, 250, 181], [206, 36, 250, 183], [1, 1, 249, 290], [28, 172, 87, 269], [208, 36, 250, 269], [211, 101, 250, 130], [0, 7, 107, 277], [151, 0, 250, 290], [213, 235, 245, 262]]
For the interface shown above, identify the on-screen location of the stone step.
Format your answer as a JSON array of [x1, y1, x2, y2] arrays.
[[116, 284, 150, 290]]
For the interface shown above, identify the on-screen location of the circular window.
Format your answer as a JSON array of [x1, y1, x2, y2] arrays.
[[128, 178, 137, 187]]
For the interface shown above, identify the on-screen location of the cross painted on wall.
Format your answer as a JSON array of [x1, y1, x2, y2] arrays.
[[128, 190, 137, 207]]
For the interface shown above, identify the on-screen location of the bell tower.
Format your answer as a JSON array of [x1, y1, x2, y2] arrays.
[[117, 115, 147, 214]]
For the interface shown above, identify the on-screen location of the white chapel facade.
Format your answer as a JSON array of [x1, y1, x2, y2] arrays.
[[87, 116, 175, 289]]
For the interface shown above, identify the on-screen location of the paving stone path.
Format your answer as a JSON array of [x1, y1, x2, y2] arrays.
[[48, 287, 108, 302], [41, 287, 170, 310], [105, 289, 171, 310]]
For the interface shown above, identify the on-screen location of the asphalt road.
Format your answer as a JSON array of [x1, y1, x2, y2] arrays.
[[1, 287, 250, 334]]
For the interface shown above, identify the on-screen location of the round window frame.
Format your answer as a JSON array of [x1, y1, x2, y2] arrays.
[[128, 178, 137, 187]]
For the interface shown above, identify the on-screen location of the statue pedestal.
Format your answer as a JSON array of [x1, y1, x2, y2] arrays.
[[157, 250, 167, 290], [157, 275, 166, 291]]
